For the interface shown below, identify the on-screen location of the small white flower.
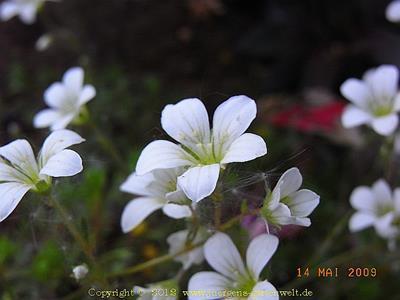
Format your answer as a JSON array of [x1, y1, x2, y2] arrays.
[[386, 1, 400, 23], [188, 232, 279, 300], [120, 168, 193, 233], [261, 167, 320, 227], [34, 67, 96, 131], [340, 65, 400, 136], [135, 96, 267, 202], [134, 279, 179, 300], [167, 229, 205, 270], [0, 0, 47, 24], [71, 264, 88, 280], [349, 179, 400, 243], [0, 129, 85, 222]]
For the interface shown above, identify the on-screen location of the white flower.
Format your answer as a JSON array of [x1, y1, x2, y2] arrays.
[[167, 229, 205, 270], [349, 179, 400, 242], [0, 0, 47, 24], [340, 65, 400, 136], [135, 96, 267, 202], [0, 130, 84, 222], [120, 168, 193, 233], [71, 264, 88, 280], [188, 232, 279, 300], [134, 279, 179, 300], [34, 67, 96, 131], [386, 1, 400, 23], [261, 168, 320, 227]]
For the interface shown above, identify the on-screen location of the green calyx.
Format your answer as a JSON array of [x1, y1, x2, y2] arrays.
[[234, 273, 257, 295], [32, 179, 51, 194], [72, 106, 90, 126]]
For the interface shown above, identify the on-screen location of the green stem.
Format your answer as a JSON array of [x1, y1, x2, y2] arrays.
[[107, 208, 261, 278], [49, 194, 95, 263], [48, 194, 112, 288]]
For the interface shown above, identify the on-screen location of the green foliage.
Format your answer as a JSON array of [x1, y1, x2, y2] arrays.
[[31, 241, 65, 282]]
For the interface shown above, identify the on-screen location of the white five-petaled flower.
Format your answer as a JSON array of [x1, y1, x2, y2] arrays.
[[0, 0, 47, 24], [340, 65, 400, 136], [261, 168, 320, 227], [120, 168, 193, 233], [349, 179, 400, 243], [167, 229, 205, 270], [135, 96, 267, 202], [0, 130, 85, 222], [34, 67, 96, 131], [386, 1, 400, 23], [188, 232, 279, 300]]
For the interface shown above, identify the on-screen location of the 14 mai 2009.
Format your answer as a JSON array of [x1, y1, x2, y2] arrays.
[[297, 267, 377, 278]]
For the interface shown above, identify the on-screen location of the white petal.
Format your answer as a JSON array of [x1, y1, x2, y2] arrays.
[[177, 164, 220, 202], [340, 79, 370, 108], [40, 149, 83, 177], [165, 189, 189, 204], [349, 212, 375, 232], [221, 133, 267, 164], [120, 197, 164, 233], [161, 98, 211, 148], [372, 179, 393, 205], [0, 2, 18, 21], [246, 234, 279, 280], [249, 281, 279, 300], [0, 182, 31, 222], [162, 204, 192, 219], [287, 189, 320, 217], [387, 1, 400, 22], [280, 216, 311, 227], [79, 85, 96, 105], [270, 203, 291, 224], [341, 105, 371, 128], [33, 109, 62, 128], [0, 160, 27, 183], [63, 67, 84, 94], [212, 95, 257, 154], [368, 65, 399, 100], [204, 232, 246, 280], [350, 186, 375, 212], [167, 229, 204, 270], [374, 213, 398, 238], [39, 130, 85, 167], [44, 83, 67, 108], [120, 172, 154, 197], [146, 168, 185, 197], [50, 113, 75, 131], [135, 140, 192, 175], [188, 272, 231, 300], [394, 188, 400, 212], [0, 139, 38, 176], [266, 183, 281, 210], [276, 167, 303, 198], [371, 114, 399, 136], [19, 3, 37, 24]]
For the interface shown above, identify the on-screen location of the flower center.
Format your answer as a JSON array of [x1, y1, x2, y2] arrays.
[[234, 273, 257, 295], [377, 203, 394, 217]]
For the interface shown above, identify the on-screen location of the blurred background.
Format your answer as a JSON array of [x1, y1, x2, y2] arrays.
[[0, 0, 400, 299]]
